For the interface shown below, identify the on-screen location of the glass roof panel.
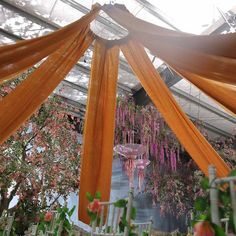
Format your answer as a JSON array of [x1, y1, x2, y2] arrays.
[[0, 34, 14, 44], [173, 79, 225, 111], [173, 94, 235, 138], [6, 0, 57, 17], [0, 5, 53, 38], [55, 83, 87, 105], [147, 0, 236, 34], [49, 1, 85, 26]]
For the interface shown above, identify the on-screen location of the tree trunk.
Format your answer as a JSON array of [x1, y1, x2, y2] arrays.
[[0, 197, 10, 216]]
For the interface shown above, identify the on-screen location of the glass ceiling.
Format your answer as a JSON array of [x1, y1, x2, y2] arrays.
[[0, 0, 235, 138]]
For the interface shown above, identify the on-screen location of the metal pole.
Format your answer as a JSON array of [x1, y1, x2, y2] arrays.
[[209, 165, 220, 226], [124, 187, 134, 236]]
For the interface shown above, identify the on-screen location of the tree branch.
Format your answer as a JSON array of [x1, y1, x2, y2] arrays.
[[7, 181, 21, 205], [24, 122, 48, 149], [47, 194, 62, 208]]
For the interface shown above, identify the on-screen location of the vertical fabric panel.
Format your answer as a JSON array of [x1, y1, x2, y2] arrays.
[[79, 39, 119, 224], [0, 6, 100, 83], [0, 28, 94, 144], [121, 40, 230, 177]]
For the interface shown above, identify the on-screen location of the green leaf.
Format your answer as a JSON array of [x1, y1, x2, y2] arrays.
[[68, 206, 76, 217], [86, 192, 94, 202], [131, 207, 136, 220], [219, 192, 230, 206], [229, 169, 236, 177], [195, 214, 209, 222], [114, 199, 127, 208], [107, 226, 112, 233], [194, 197, 208, 212], [201, 177, 209, 190], [95, 191, 101, 200], [90, 213, 97, 222], [129, 232, 138, 236], [64, 219, 72, 230], [142, 232, 149, 236], [229, 211, 235, 234], [212, 223, 226, 236], [86, 209, 94, 217]]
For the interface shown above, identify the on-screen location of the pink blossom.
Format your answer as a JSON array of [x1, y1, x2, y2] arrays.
[[87, 199, 101, 213], [44, 212, 53, 222]]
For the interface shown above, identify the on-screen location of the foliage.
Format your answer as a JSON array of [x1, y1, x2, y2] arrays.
[[0, 70, 82, 232], [37, 206, 76, 235], [86, 192, 137, 235], [115, 96, 236, 219], [192, 169, 236, 236]]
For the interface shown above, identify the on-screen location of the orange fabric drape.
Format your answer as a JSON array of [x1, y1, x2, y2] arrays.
[[103, 5, 236, 114], [104, 4, 236, 85], [121, 40, 230, 177], [0, 28, 94, 144], [103, 4, 236, 58], [0, 6, 100, 84], [79, 39, 119, 224], [173, 68, 236, 115]]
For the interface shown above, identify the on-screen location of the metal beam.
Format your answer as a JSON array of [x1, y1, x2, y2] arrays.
[[62, 80, 88, 94], [134, 0, 181, 31], [60, 0, 127, 36], [133, 67, 181, 105], [0, 0, 133, 93], [58, 93, 230, 137], [171, 87, 236, 124], [133, 82, 236, 124], [57, 94, 86, 111], [188, 114, 231, 138]]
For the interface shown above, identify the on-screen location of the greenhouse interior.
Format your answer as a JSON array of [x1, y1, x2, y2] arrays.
[[0, 0, 236, 235]]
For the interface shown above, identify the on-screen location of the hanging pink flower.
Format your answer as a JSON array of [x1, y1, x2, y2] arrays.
[[44, 211, 53, 222], [87, 199, 101, 213]]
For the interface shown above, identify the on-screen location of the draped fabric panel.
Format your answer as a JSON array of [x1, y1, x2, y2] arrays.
[[79, 40, 119, 224], [104, 5, 236, 85], [0, 28, 94, 144], [121, 40, 230, 177], [103, 5, 236, 58], [0, 6, 100, 84], [103, 5, 236, 114], [173, 68, 236, 115], [136, 39, 236, 85]]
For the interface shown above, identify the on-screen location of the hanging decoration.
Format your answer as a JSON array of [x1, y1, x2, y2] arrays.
[[115, 97, 180, 172], [113, 143, 147, 188]]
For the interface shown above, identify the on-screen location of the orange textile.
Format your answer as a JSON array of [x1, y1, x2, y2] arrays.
[[0, 28, 94, 144], [121, 40, 230, 177], [0, 6, 100, 84], [79, 39, 119, 224], [173, 68, 236, 115], [103, 4, 236, 58], [103, 5, 236, 85]]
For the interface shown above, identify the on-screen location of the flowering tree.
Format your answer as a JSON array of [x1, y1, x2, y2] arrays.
[[0, 71, 81, 226]]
